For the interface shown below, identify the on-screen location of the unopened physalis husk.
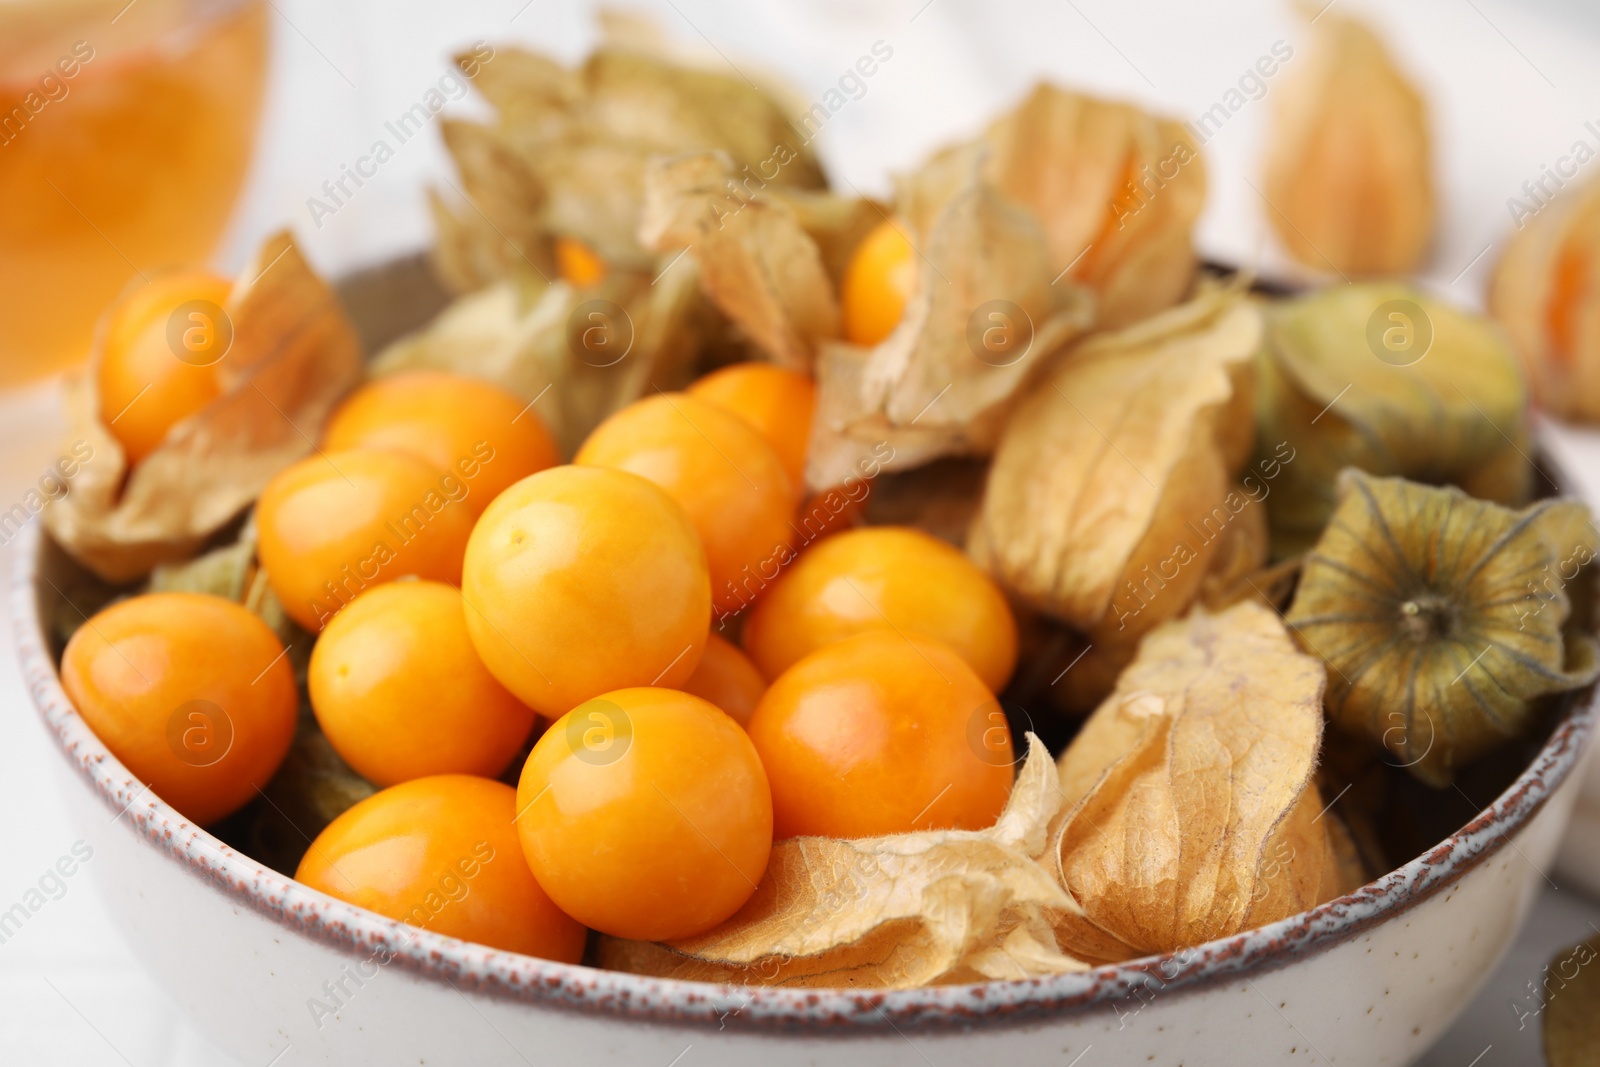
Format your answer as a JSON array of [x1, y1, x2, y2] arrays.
[[964, 83, 1205, 328], [1257, 283, 1531, 556], [1263, 8, 1434, 275], [1286, 471, 1600, 787], [598, 735, 1090, 988], [45, 231, 363, 583], [1050, 601, 1362, 964], [433, 14, 823, 291], [1490, 173, 1600, 421], [969, 288, 1264, 711]]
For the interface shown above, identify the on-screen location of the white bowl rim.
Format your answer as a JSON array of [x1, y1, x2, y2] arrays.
[[13, 518, 1596, 1034]]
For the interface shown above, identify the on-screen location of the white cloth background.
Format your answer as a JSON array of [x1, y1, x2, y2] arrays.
[[5, 0, 1600, 1062]]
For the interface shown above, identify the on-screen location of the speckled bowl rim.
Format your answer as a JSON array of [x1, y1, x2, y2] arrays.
[[13, 518, 1597, 1035]]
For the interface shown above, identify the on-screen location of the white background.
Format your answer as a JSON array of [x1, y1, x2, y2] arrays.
[[6, 0, 1600, 1063]]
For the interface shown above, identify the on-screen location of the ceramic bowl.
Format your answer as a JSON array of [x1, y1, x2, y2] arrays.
[[14, 259, 1597, 1067]]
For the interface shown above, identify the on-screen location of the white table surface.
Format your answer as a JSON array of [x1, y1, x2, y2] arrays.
[[7, 1, 1600, 1063]]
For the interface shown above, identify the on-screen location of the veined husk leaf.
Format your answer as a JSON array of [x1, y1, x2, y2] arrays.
[[1285, 470, 1600, 786], [44, 232, 363, 583], [433, 22, 824, 290], [1262, 9, 1433, 276], [638, 152, 846, 370], [969, 289, 1262, 709], [597, 735, 1090, 988], [370, 261, 709, 457], [805, 160, 1095, 490], [1257, 283, 1531, 557], [967, 83, 1205, 328], [1050, 601, 1354, 964], [1488, 173, 1600, 421]]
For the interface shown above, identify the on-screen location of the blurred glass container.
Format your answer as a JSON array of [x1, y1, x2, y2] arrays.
[[0, 0, 268, 385]]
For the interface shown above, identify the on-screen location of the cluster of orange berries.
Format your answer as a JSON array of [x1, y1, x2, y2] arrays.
[[61, 224, 1013, 959]]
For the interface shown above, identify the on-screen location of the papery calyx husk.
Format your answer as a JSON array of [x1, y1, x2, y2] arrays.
[[1257, 282, 1531, 557], [969, 288, 1264, 709], [370, 263, 710, 458], [928, 82, 1206, 329], [44, 232, 363, 583], [1489, 173, 1600, 421], [598, 734, 1089, 988], [639, 151, 872, 371], [1286, 470, 1600, 786], [805, 156, 1095, 491], [1050, 601, 1359, 964], [1262, 8, 1434, 275], [432, 16, 824, 292]]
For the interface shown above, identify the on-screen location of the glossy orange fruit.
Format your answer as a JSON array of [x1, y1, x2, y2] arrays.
[[461, 465, 710, 719], [308, 581, 537, 787], [747, 631, 1013, 839], [296, 775, 587, 961], [60, 592, 297, 826], [554, 236, 608, 288], [322, 370, 559, 517], [840, 219, 916, 347], [687, 362, 816, 492], [256, 448, 476, 632], [681, 632, 767, 728], [575, 393, 796, 615], [742, 525, 1018, 691], [515, 687, 772, 941], [97, 270, 233, 465]]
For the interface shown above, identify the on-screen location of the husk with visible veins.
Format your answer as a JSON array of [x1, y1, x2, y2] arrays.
[[1488, 173, 1600, 421], [958, 83, 1206, 328], [1257, 283, 1531, 557], [1050, 602, 1358, 965], [370, 260, 710, 457], [806, 160, 1095, 490], [597, 735, 1090, 988], [639, 152, 844, 371], [1285, 471, 1600, 786], [1262, 9, 1433, 276], [44, 232, 363, 584], [969, 289, 1263, 711], [433, 21, 824, 292]]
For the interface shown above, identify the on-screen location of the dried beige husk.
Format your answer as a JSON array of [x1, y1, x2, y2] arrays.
[[1489, 173, 1600, 421], [44, 232, 363, 584], [1286, 471, 1600, 786], [969, 289, 1262, 709], [1257, 283, 1531, 557], [1050, 602, 1353, 964], [639, 152, 843, 370], [1262, 9, 1434, 275], [433, 23, 824, 291], [370, 262, 710, 457], [598, 735, 1090, 988], [959, 83, 1206, 328], [1543, 935, 1600, 1066], [805, 160, 1095, 490]]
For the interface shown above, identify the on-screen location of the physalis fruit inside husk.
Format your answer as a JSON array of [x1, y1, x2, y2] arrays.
[[1051, 600, 1363, 965], [1256, 282, 1531, 557], [1286, 470, 1600, 786]]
